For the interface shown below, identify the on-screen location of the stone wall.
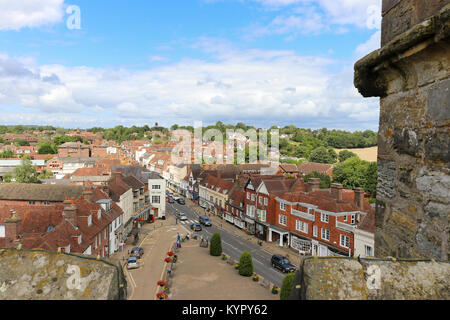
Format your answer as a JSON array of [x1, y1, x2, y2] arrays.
[[0, 248, 127, 300], [289, 257, 450, 300], [354, 1, 450, 260]]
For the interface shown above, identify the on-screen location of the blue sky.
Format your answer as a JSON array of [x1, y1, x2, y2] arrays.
[[0, 0, 382, 130]]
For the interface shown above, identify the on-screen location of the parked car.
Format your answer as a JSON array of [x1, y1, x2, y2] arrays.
[[190, 223, 202, 231], [172, 195, 180, 201], [127, 256, 139, 269], [130, 247, 144, 258], [168, 197, 174, 204], [177, 198, 185, 205], [199, 216, 212, 226], [177, 212, 188, 221], [271, 254, 296, 273]]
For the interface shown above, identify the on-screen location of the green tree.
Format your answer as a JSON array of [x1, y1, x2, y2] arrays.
[[13, 139, 30, 146], [38, 143, 56, 154], [11, 156, 39, 183], [332, 157, 378, 197], [238, 251, 254, 277], [280, 272, 295, 300], [0, 150, 15, 159], [338, 150, 358, 162], [309, 146, 336, 164], [303, 171, 331, 189], [210, 232, 222, 256], [37, 169, 54, 180]]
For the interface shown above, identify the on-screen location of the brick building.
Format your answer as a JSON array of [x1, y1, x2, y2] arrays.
[[58, 142, 91, 158]]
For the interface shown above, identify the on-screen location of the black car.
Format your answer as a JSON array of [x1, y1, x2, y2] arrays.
[[199, 216, 212, 226], [177, 198, 185, 205], [130, 247, 144, 259], [271, 254, 296, 273], [190, 223, 202, 231]]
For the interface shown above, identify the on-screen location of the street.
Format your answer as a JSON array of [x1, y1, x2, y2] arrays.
[[166, 199, 287, 287]]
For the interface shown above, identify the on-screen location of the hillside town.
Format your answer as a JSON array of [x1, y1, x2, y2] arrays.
[[0, 127, 375, 261]]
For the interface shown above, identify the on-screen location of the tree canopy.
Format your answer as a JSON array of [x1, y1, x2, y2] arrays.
[[332, 157, 377, 197]]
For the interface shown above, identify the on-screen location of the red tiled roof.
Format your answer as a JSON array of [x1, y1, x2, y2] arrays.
[[297, 162, 333, 175]]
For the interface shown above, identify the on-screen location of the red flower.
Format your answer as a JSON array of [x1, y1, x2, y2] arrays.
[[157, 280, 167, 287], [156, 292, 168, 300], [164, 257, 172, 263], [166, 251, 174, 257]]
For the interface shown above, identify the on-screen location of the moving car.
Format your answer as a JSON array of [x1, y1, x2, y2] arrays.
[[127, 256, 139, 269], [177, 212, 188, 221], [130, 247, 144, 258], [199, 216, 212, 226], [271, 254, 296, 273], [190, 223, 202, 231], [177, 198, 185, 205]]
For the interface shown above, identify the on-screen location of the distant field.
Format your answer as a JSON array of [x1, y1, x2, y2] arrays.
[[335, 146, 378, 162]]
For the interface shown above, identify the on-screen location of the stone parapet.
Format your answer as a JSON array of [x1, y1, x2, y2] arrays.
[[0, 248, 127, 300], [289, 257, 450, 300]]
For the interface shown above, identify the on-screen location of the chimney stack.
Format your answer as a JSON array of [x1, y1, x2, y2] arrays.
[[331, 183, 344, 201], [4, 210, 22, 247], [63, 199, 77, 227], [307, 178, 321, 193], [354, 187, 365, 210]]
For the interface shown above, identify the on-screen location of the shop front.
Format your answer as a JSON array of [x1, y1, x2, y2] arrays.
[[244, 216, 255, 234], [255, 222, 268, 241]]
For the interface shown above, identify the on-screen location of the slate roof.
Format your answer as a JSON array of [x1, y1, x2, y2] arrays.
[[0, 183, 84, 202]]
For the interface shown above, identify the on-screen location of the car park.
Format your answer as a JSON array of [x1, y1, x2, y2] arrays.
[[190, 223, 202, 231], [199, 216, 212, 226], [130, 247, 144, 258], [271, 254, 296, 273], [127, 256, 139, 269]]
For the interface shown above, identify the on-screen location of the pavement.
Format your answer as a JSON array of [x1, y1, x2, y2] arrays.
[[184, 198, 305, 268], [169, 237, 279, 300], [111, 192, 304, 300], [111, 215, 189, 300]]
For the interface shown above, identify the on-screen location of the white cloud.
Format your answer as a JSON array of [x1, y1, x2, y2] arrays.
[[355, 30, 381, 58], [247, 0, 382, 38], [0, 0, 64, 31], [0, 40, 378, 130]]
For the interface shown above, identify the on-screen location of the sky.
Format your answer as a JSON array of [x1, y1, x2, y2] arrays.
[[0, 0, 382, 131]]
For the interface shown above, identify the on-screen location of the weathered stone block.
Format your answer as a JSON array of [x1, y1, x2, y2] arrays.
[[424, 131, 450, 163], [0, 249, 126, 300], [427, 78, 450, 121], [393, 128, 420, 156], [291, 257, 450, 300], [377, 160, 397, 199]]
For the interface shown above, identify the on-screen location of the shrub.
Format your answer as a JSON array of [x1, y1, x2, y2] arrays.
[[280, 272, 296, 300], [210, 232, 222, 256], [238, 251, 254, 277]]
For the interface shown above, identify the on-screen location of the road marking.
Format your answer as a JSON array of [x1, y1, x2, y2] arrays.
[[127, 269, 137, 288]]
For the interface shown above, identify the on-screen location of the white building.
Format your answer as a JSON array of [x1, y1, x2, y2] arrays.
[[148, 172, 166, 219]]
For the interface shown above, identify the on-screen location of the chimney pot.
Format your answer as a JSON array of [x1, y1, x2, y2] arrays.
[[354, 187, 365, 209], [331, 183, 344, 201], [307, 178, 320, 192]]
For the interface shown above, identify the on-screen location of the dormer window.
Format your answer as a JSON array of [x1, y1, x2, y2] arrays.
[[78, 235, 82, 245], [97, 209, 102, 220], [88, 215, 92, 226]]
